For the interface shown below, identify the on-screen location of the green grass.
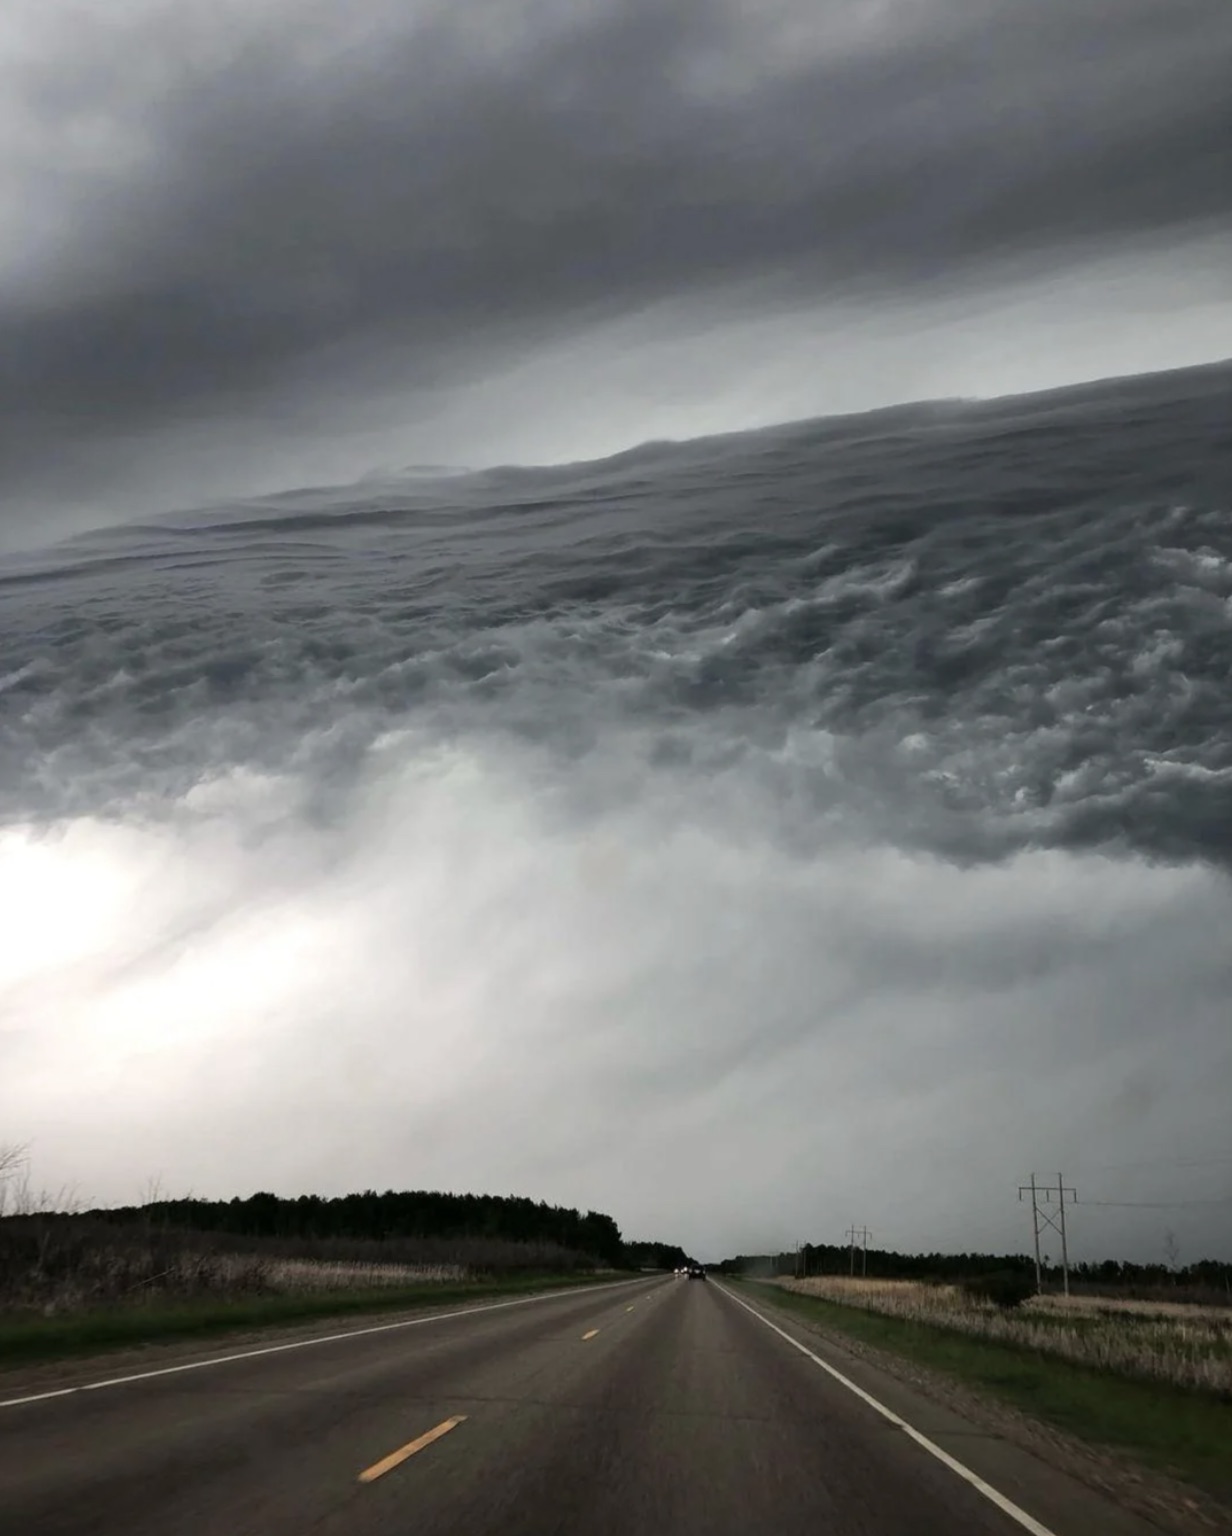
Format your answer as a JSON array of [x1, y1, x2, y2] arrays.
[[744, 1281, 1232, 1501], [0, 1271, 627, 1370]]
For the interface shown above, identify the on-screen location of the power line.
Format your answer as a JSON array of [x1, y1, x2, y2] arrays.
[[1075, 1152, 1232, 1174], [845, 1225, 871, 1277], [1078, 1197, 1232, 1210]]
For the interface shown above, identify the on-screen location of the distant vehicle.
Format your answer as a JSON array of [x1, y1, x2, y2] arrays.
[[687, 1264, 706, 1280]]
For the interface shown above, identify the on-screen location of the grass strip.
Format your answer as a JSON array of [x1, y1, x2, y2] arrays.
[[743, 1282, 1232, 1501], [0, 1271, 627, 1370]]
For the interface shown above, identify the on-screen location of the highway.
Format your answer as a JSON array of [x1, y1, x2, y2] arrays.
[[0, 1275, 1158, 1535]]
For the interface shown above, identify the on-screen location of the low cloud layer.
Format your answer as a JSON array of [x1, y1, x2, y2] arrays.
[[2, 0, 1231, 538]]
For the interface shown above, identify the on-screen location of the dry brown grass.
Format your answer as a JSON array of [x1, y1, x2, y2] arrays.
[[0, 1216, 588, 1317], [260, 1258, 467, 1290], [1033, 1292, 1232, 1323], [779, 1277, 1232, 1395]]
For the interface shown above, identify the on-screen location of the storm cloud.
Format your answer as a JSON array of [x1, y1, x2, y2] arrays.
[[3, 0, 1231, 536], [2, 4, 1230, 1265]]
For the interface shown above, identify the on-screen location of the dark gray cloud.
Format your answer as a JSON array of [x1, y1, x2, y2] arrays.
[[2, 0, 1230, 527]]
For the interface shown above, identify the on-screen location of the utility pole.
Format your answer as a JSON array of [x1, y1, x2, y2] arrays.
[[1022, 1174, 1041, 1293], [845, 1225, 871, 1277], [1018, 1174, 1076, 1296]]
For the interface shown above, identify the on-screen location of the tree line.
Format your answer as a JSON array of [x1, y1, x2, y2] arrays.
[[88, 1189, 690, 1272], [716, 1243, 1232, 1292], [625, 1239, 690, 1271]]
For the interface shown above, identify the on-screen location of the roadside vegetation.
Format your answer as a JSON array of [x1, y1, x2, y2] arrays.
[[0, 1216, 596, 1314], [777, 1275, 1232, 1395]]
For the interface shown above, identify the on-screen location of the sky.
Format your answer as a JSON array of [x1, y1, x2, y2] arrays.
[[2, 1, 1231, 1266], [2, 0, 1231, 549], [6, 761, 1231, 1264]]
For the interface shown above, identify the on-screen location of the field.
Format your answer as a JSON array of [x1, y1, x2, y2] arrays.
[[778, 1276, 1232, 1394], [0, 1214, 595, 1313]]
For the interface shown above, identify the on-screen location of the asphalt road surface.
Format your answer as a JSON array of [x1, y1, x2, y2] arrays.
[[0, 1276, 1158, 1536]]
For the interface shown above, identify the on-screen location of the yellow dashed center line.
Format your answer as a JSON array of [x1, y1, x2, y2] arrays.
[[358, 1416, 466, 1484], [582, 1328, 600, 1340]]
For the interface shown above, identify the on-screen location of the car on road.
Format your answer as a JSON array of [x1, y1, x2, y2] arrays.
[[687, 1264, 706, 1280]]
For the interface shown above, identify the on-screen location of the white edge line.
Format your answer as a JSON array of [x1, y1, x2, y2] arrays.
[[0, 1276, 652, 1411], [716, 1283, 1059, 1536]]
